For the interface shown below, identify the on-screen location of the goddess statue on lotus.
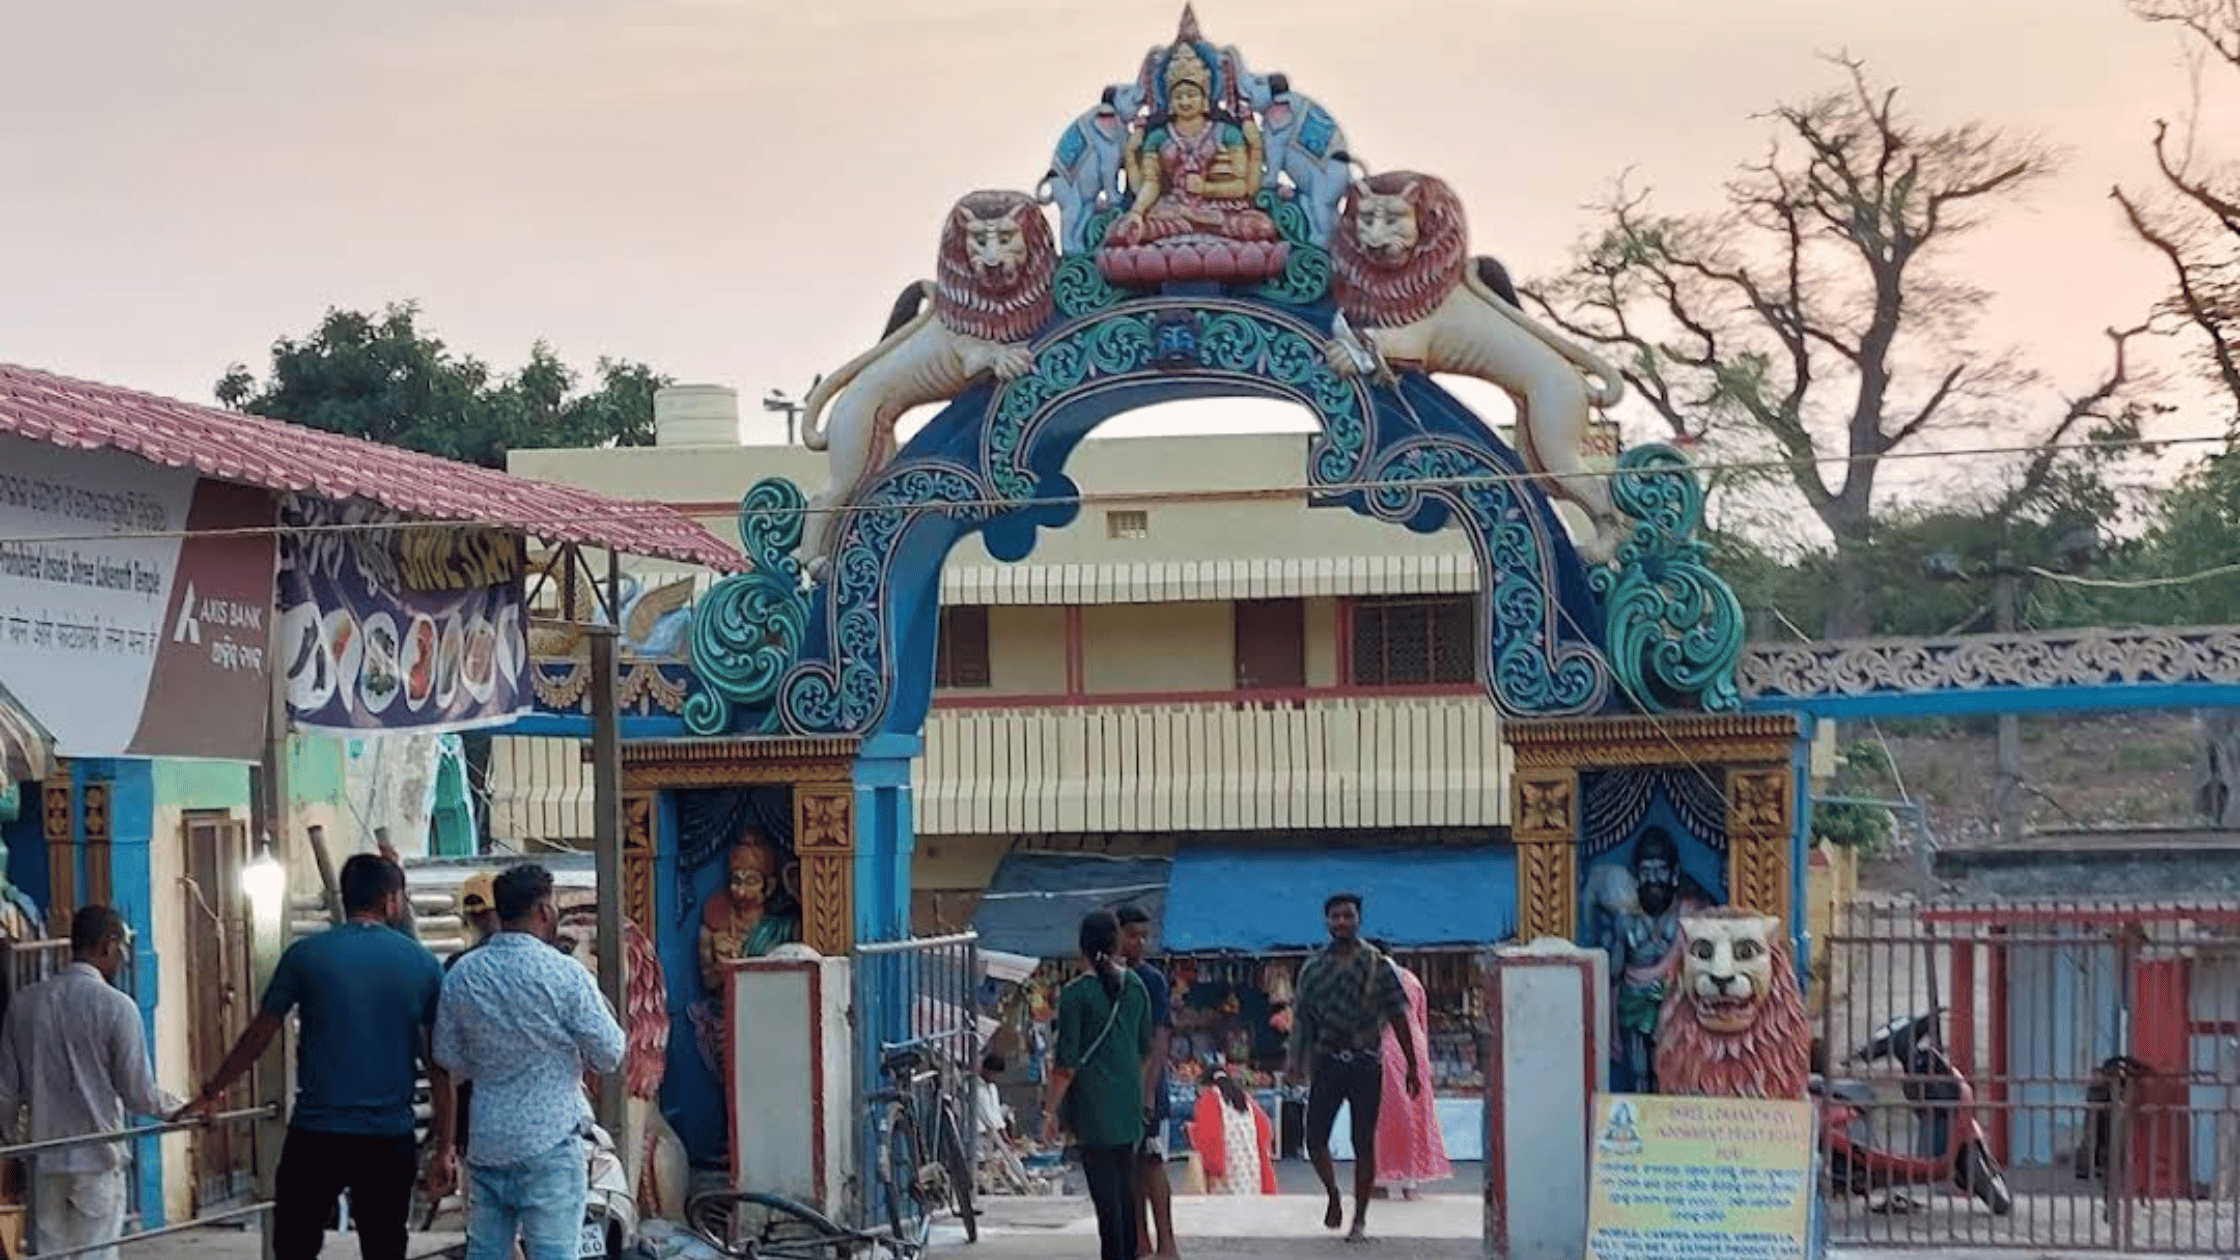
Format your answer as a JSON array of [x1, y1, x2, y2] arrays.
[[1098, 7, 1289, 285]]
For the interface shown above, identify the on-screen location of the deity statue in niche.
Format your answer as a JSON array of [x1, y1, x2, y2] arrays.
[[696, 828, 803, 995], [1098, 7, 1288, 285], [1586, 826, 1714, 1092]]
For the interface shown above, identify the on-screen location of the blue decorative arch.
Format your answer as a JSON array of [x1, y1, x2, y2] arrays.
[[691, 295, 1637, 739]]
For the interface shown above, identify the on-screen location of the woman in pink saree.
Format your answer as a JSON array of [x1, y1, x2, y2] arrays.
[[1374, 955, 1451, 1197]]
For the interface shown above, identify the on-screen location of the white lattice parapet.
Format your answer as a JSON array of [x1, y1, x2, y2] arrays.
[[1739, 626, 2240, 717]]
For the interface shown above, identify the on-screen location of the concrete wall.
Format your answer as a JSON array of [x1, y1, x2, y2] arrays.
[[975, 606, 1066, 696], [1080, 602, 1233, 693], [282, 735, 348, 897], [1932, 834, 2240, 899]]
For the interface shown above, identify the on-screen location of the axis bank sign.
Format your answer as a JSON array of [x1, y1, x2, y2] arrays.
[[0, 436, 275, 762]]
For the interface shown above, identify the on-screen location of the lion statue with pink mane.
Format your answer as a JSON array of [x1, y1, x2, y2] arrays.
[[1652, 907, 1811, 1100], [558, 904, 692, 1219]]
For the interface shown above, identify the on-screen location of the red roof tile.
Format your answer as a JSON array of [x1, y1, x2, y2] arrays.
[[0, 363, 743, 572]]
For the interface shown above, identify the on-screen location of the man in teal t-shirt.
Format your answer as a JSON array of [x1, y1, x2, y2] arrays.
[[182, 854, 452, 1260]]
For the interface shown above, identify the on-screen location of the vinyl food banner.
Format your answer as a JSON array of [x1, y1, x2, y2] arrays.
[[0, 436, 275, 761], [275, 495, 531, 734]]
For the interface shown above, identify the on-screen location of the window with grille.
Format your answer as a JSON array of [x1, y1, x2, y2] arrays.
[[1106, 509, 1150, 539], [1349, 595, 1476, 685], [935, 605, 992, 689]]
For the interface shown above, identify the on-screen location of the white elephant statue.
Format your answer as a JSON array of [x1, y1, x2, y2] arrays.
[[1036, 80, 1147, 254], [1240, 69, 1355, 248]]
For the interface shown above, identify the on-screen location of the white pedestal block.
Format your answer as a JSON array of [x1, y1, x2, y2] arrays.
[[1482, 939, 1608, 1260], [728, 955, 855, 1220]]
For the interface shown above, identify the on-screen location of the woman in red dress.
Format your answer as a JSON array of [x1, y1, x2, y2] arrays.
[[1186, 1067, 1276, 1196]]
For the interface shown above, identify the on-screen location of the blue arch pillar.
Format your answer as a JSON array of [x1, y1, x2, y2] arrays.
[[852, 733, 920, 944]]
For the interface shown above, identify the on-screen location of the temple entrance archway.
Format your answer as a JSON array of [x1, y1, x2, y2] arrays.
[[642, 7, 1815, 1247]]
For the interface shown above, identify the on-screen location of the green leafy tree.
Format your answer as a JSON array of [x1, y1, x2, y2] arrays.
[[1812, 740, 1901, 853], [1535, 58, 2143, 636], [216, 302, 667, 469], [219, 303, 674, 848]]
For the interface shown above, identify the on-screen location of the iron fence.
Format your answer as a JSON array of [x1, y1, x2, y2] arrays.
[[1820, 898, 2240, 1254], [851, 931, 982, 1236]]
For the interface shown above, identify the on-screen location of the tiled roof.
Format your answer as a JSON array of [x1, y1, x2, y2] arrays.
[[0, 363, 744, 572]]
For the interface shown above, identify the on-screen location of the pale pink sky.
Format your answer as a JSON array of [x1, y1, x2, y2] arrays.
[[3, 0, 2227, 470]]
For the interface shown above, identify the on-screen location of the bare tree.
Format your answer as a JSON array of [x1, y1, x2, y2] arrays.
[[1535, 58, 2138, 636], [2115, 1, 2240, 825], [2115, 0, 2240, 420]]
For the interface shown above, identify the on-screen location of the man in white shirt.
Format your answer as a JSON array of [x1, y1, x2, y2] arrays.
[[0, 906, 181, 1260]]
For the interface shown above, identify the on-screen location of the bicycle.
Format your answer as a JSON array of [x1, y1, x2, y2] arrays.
[[686, 1188, 905, 1260], [870, 1042, 979, 1250]]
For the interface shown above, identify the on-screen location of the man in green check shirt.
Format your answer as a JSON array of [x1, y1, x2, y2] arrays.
[[1287, 892, 1419, 1243]]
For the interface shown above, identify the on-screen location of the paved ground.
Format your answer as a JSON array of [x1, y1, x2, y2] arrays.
[[934, 1187, 2219, 1260], [940, 1189, 1480, 1258], [128, 1224, 466, 1260]]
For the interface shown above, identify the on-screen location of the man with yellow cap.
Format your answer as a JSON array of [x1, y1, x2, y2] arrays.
[[454, 873, 498, 959]]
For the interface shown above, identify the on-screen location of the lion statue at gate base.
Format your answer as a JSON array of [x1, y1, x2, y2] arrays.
[[798, 190, 1058, 577], [1652, 907, 1811, 1100], [1326, 171, 1629, 562]]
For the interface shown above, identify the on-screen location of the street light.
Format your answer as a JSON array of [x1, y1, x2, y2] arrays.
[[764, 376, 822, 446], [764, 388, 803, 446], [241, 834, 285, 914]]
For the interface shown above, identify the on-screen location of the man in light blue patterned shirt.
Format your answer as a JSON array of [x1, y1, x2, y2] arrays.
[[434, 864, 625, 1260]]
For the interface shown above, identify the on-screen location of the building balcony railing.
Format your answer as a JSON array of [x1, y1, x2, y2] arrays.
[[916, 693, 1510, 836]]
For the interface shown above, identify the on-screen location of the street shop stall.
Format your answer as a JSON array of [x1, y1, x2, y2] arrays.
[[971, 843, 1515, 1163]]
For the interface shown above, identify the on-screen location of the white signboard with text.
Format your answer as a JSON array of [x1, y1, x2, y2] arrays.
[[0, 435, 275, 761]]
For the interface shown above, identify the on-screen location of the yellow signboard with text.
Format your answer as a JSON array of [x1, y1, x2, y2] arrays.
[[1586, 1093, 1814, 1260]]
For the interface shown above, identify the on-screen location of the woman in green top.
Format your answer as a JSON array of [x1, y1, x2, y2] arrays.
[[1042, 910, 1152, 1260]]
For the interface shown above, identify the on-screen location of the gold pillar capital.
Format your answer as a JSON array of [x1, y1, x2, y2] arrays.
[[794, 787, 857, 955], [1510, 767, 1579, 941], [1726, 763, 1795, 926]]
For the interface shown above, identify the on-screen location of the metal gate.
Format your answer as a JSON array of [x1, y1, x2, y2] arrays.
[[1821, 899, 2240, 1253], [850, 932, 981, 1234]]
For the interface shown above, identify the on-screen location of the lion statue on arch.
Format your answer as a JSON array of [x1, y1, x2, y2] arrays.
[[1653, 906, 1811, 1100], [797, 189, 1058, 576], [1326, 171, 1628, 561]]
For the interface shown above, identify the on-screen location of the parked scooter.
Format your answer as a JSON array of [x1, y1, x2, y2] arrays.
[[1813, 1010, 2014, 1216], [423, 1125, 638, 1259], [581, 1124, 638, 1260]]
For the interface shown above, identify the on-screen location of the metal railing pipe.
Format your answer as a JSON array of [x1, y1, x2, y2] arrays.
[[32, 1201, 271, 1260], [0, 1106, 274, 1160]]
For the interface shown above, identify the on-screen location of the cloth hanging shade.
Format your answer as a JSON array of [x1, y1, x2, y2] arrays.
[[0, 679, 55, 785]]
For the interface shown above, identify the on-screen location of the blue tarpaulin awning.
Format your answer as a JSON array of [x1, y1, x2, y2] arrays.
[[969, 850, 1172, 960], [1159, 845, 1517, 953]]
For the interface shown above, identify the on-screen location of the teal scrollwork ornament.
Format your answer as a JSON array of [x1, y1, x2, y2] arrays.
[[1589, 444, 1745, 714], [683, 477, 812, 735], [1054, 208, 1129, 318], [983, 301, 1370, 506], [1248, 190, 1332, 306]]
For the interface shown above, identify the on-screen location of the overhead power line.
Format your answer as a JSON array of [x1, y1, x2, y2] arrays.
[[0, 428, 2227, 547]]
